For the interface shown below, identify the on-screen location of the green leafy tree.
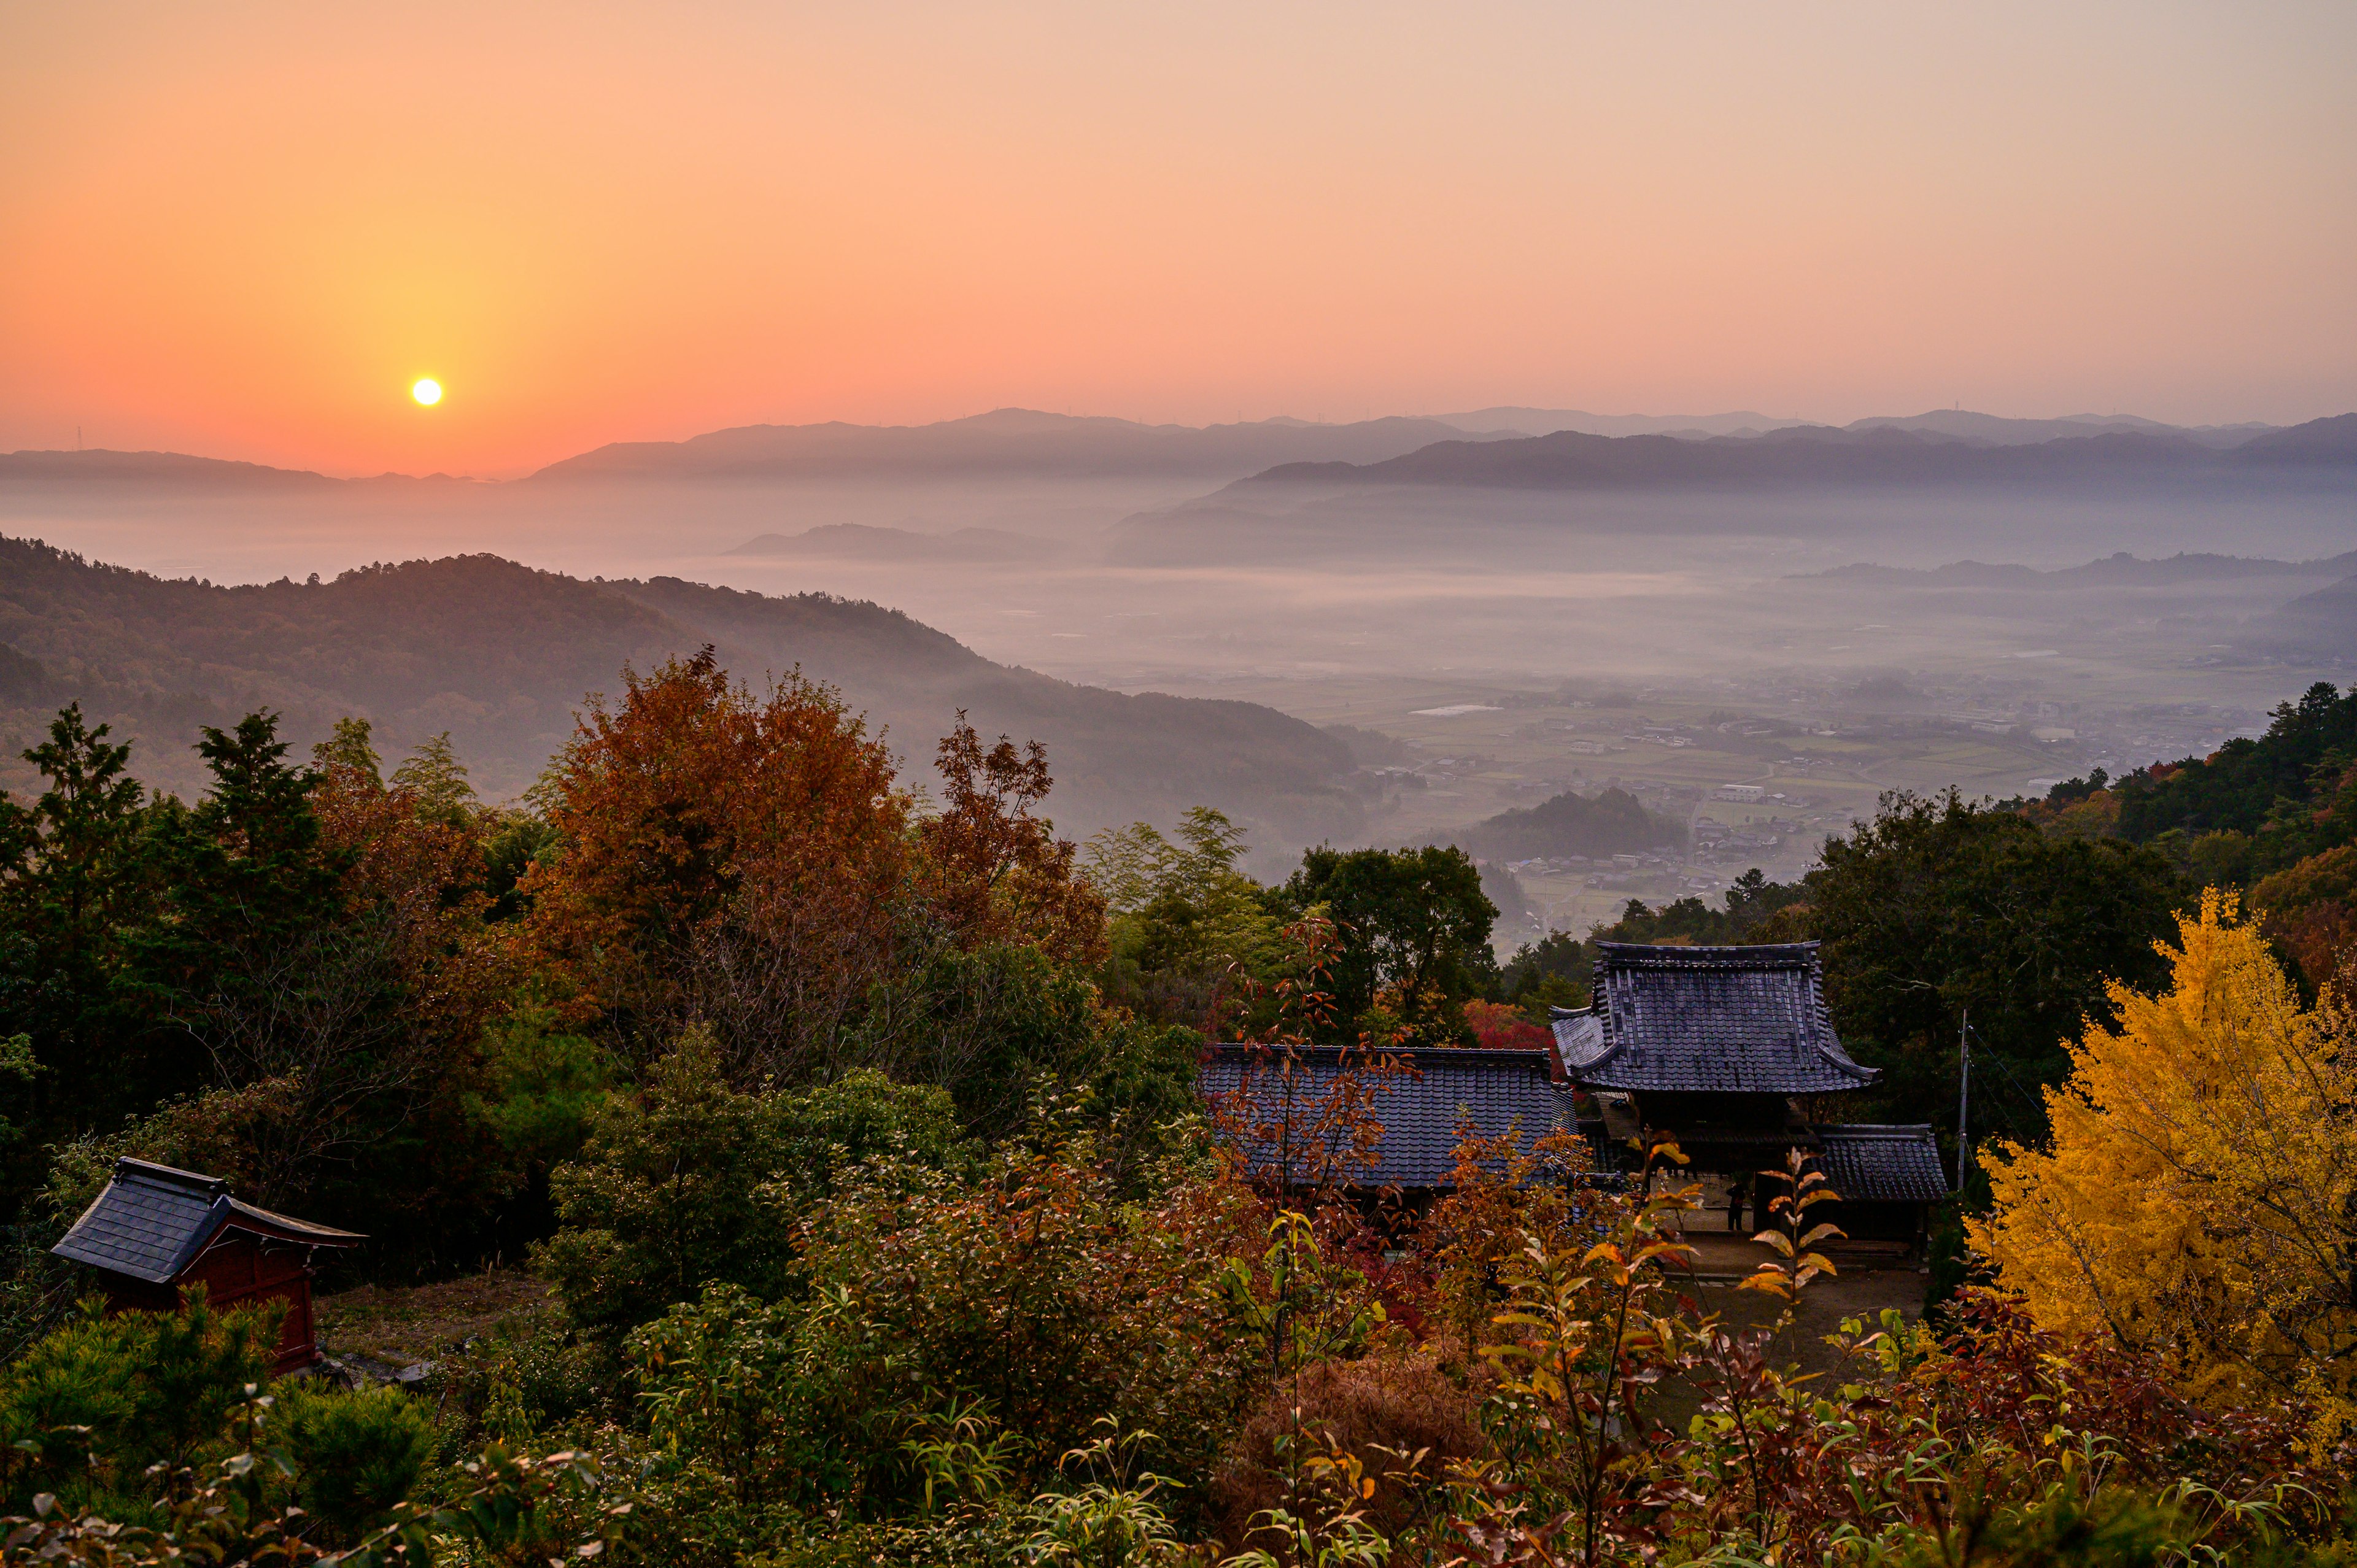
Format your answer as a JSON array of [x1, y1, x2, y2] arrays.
[[389, 730, 477, 826], [309, 716, 384, 782], [1577, 871, 1809, 956], [855, 941, 1198, 1157], [1801, 789, 2181, 1133], [1089, 808, 1288, 1037], [129, 715, 349, 1059], [1280, 844, 1497, 1043], [117, 714, 412, 1202], [0, 705, 151, 1116], [538, 1032, 969, 1345], [1499, 929, 1589, 1014]]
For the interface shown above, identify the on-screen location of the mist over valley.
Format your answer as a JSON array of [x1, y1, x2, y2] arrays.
[[6, 406, 2351, 930]]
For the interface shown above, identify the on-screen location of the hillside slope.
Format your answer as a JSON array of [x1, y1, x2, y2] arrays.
[[2245, 574, 2357, 660], [1231, 416, 2357, 493], [1455, 787, 1682, 860], [528, 408, 1514, 482], [0, 540, 1359, 848]]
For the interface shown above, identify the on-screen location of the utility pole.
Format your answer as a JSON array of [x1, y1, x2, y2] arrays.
[[1956, 1007, 1972, 1194]]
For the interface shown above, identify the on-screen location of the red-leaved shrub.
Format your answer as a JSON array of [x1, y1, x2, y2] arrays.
[[1210, 1353, 1487, 1554]]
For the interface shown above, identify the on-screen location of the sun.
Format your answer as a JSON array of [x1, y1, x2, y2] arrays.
[[411, 377, 443, 406]]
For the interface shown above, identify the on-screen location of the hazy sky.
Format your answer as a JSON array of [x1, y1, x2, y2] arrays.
[[4, 2, 2353, 477]]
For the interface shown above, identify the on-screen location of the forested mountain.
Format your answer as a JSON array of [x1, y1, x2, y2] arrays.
[[1458, 786, 1680, 859], [2243, 572, 2357, 659], [527, 407, 1516, 482], [0, 538, 1358, 845], [1231, 412, 2357, 493], [2108, 682, 2357, 857], [2017, 681, 2357, 992]]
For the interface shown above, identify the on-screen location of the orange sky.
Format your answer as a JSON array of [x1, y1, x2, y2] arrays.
[[4, 2, 2353, 477]]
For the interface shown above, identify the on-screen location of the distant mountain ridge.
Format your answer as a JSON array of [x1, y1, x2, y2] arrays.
[[1842, 410, 2274, 448], [0, 538, 1360, 848], [1229, 414, 2357, 494], [1433, 407, 2283, 446], [1431, 409, 1799, 439], [1808, 549, 2357, 589], [4, 407, 2328, 489], [0, 450, 486, 487], [526, 409, 1523, 482], [726, 524, 1052, 562]]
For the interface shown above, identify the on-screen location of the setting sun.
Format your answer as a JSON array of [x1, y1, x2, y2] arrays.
[[411, 378, 443, 407]]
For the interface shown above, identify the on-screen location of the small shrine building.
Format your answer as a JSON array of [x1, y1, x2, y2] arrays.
[[53, 1157, 363, 1374]]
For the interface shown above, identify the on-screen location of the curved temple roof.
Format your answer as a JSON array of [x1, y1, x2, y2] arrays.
[[1813, 1124, 1949, 1203], [1198, 1045, 1595, 1190], [1552, 941, 1876, 1094], [53, 1157, 362, 1286]]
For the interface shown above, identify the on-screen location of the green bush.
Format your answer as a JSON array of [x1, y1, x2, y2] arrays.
[[425, 1315, 615, 1458], [0, 1289, 277, 1515], [537, 1032, 970, 1345], [276, 1381, 434, 1541]]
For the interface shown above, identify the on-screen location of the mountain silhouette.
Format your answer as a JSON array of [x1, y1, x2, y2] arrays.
[[0, 539, 1360, 848], [4, 408, 2327, 490], [1229, 415, 2357, 493], [527, 409, 1520, 482], [2244, 571, 2357, 660]]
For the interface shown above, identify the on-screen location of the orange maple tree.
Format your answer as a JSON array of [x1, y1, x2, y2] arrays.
[[913, 713, 1107, 966], [311, 758, 505, 1045], [521, 650, 910, 1079]]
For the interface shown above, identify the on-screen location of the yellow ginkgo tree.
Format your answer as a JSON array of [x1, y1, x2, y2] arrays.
[[1971, 891, 2357, 1437]]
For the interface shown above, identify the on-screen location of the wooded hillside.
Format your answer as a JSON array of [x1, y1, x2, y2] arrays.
[[0, 539, 1359, 847]]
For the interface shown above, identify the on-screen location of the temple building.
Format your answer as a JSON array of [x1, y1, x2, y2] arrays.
[[1191, 941, 1948, 1252], [1196, 1043, 1592, 1199], [1553, 941, 1948, 1243], [53, 1157, 362, 1374]]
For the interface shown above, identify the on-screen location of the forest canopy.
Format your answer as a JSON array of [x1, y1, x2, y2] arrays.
[[1461, 785, 1679, 860], [0, 662, 2351, 1566], [0, 537, 1361, 849]]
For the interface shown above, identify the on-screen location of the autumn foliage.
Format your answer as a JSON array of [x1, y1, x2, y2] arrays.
[[915, 714, 1106, 965], [1973, 892, 2357, 1437], [522, 650, 909, 1078], [8, 664, 2357, 1566]]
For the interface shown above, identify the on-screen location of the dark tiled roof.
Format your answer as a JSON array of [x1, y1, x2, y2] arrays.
[[53, 1160, 223, 1283], [53, 1159, 362, 1284], [1199, 1046, 1590, 1189], [1552, 941, 1875, 1094], [1813, 1125, 1949, 1203]]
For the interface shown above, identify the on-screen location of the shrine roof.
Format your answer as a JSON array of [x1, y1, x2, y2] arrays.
[[54, 1158, 362, 1286], [1198, 1045, 1600, 1190], [1551, 941, 1875, 1095]]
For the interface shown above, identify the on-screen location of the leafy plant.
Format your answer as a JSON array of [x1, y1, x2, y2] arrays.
[[275, 1381, 436, 1542]]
